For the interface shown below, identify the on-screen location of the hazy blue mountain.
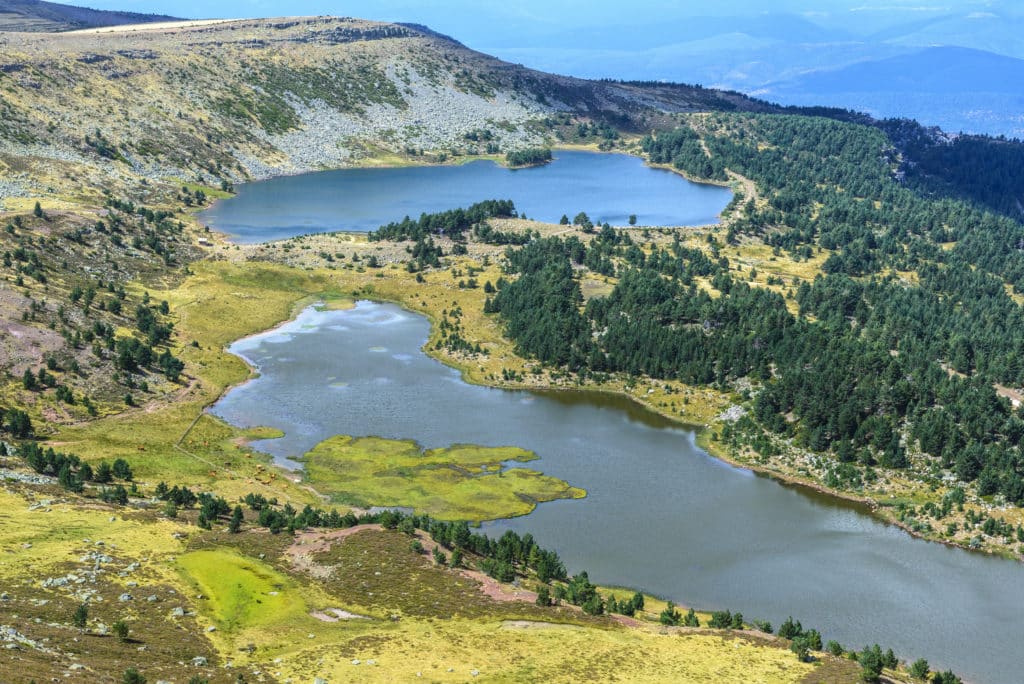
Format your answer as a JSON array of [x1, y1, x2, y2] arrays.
[[758, 47, 1024, 136], [39, 0, 1024, 136], [870, 11, 1024, 59], [767, 47, 1024, 96]]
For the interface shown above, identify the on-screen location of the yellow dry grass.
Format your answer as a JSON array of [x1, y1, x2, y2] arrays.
[[0, 488, 185, 578], [278, 619, 816, 684]]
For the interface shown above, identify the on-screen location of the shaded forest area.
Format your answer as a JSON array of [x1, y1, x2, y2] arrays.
[[489, 113, 1024, 505]]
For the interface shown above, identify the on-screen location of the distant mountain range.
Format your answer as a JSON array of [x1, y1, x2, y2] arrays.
[[3, 0, 1022, 137], [471, 5, 1024, 138], [756, 47, 1024, 137], [0, 0, 180, 32]]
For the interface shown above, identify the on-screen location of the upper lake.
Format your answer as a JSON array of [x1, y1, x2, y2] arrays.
[[213, 301, 1024, 684], [199, 151, 733, 243]]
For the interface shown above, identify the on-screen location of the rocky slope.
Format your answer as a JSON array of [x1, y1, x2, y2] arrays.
[[0, 15, 773, 208]]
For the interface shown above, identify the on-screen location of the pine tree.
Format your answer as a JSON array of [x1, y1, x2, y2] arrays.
[[229, 505, 243, 533], [122, 668, 146, 684], [72, 603, 88, 630], [659, 601, 681, 626], [113, 620, 130, 643]]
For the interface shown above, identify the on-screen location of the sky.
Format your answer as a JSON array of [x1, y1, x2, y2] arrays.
[[82, 0, 1016, 49], [77, 0, 1024, 135]]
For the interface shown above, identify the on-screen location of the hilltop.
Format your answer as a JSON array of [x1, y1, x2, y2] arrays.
[[0, 0, 180, 33]]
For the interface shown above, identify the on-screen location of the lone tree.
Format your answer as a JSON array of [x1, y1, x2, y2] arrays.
[[72, 603, 88, 630], [229, 505, 243, 533], [33, 201, 43, 219], [122, 669, 146, 684], [790, 636, 811, 662], [659, 601, 681, 626], [112, 458, 133, 481], [113, 619, 130, 643], [858, 645, 884, 683]]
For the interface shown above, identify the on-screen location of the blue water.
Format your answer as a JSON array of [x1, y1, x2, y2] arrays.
[[214, 302, 1024, 684], [199, 151, 732, 243]]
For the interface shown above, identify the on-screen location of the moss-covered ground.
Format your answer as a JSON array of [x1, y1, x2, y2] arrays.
[[301, 435, 584, 520]]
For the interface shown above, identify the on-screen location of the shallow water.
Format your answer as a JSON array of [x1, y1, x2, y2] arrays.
[[198, 151, 733, 243], [212, 301, 1024, 684]]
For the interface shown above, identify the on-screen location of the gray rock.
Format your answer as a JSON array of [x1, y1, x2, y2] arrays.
[[170, 607, 185, 617], [118, 593, 132, 602], [192, 656, 208, 667]]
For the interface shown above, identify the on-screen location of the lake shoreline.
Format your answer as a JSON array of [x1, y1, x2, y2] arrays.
[[212, 292, 1020, 565], [199, 147, 732, 243]]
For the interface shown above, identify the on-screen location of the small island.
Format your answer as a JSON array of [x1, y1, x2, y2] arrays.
[[505, 147, 553, 168]]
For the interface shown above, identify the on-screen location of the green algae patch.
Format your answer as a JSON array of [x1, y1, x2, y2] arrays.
[[177, 549, 310, 633], [301, 435, 585, 521]]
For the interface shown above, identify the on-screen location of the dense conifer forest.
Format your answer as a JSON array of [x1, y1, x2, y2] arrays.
[[489, 113, 1024, 505]]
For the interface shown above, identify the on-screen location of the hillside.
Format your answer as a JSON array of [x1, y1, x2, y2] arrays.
[[0, 0, 180, 32], [0, 15, 770, 209]]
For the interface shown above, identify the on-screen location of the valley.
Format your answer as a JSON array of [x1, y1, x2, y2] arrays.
[[1, 11, 1022, 684]]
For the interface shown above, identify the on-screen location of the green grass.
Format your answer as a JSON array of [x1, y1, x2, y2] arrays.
[[50, 261, 349, 501], [177, 549, 310, 633], [301, 435, 586, 521]]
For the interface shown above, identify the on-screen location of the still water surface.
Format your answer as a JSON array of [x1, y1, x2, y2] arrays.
[[212, 301, 1024, 684], [199, 151, 733, 242]]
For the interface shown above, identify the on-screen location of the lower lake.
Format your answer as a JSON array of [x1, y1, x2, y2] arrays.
[[198, 151, 733, 243], [212, 301, 1024, 684]]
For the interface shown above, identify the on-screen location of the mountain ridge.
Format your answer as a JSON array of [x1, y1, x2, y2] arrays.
[[0, 0, 181, 33], [0, 15, 776, 209]]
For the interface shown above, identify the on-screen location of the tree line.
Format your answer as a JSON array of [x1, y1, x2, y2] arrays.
[[490, 113, 1024, 507]]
